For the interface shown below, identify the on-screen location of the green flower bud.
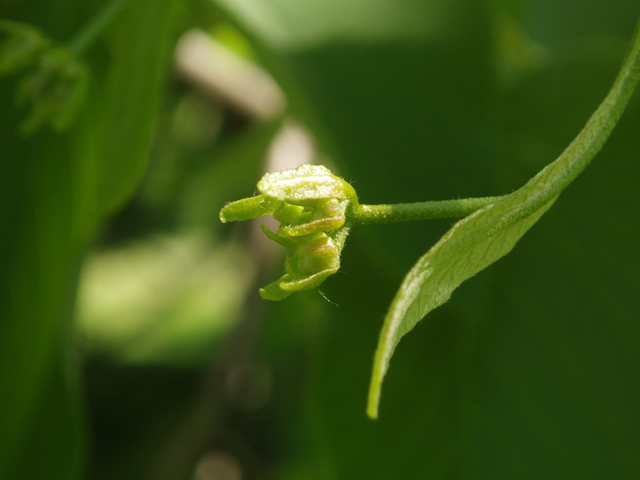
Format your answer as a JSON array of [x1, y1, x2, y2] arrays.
[[259, 229, 345, 301], [273, 203, 305, 225], [0, 20, 51, 74], [16, 48, 89, 134], [257, 164, 356, 204], [0, 21, 89, 134], [220, 165, 358, 300], [278, 198, 348, 237]]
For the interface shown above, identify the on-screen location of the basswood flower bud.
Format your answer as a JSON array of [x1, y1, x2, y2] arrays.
[[220, 164, 358, 300]]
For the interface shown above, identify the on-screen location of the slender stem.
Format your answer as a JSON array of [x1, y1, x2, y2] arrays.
[[510, 18, 640, 218], [67, 0, 131, 54], [353, 19, 640, 228], [348, 196, 506, 224]]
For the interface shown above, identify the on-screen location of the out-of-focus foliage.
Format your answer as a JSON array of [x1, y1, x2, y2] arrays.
[[0, 0, 179, 478], [1, 1, 640, 480]]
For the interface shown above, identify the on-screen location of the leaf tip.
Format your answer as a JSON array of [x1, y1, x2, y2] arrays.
[[366, 377, 381, 419], [366, 402, 379, 420]]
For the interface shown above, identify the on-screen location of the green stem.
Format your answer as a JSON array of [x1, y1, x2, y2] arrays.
[[352, 19, 640, 228], [511, 19, 640, 218], [348, 196, 505, 224], [67, 0, 131, 54]]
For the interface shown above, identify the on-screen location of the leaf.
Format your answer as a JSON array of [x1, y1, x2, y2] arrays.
[[0, 0, 180, 478], [0, 123, 88, 479], [75, 0, 180, 215], [367, 18, 640, 418]]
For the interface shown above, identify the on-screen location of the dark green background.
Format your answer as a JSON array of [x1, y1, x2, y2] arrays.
[[1, 0, 639, 479]]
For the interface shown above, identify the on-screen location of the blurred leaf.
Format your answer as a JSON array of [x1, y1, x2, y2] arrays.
[[178, 117, 283, 228], [0, 115, 87, 478], [76, 235, 255, 366], [74, 0, 180, 214], [214, 0, 473, 49], [0, 0, 179, 478]]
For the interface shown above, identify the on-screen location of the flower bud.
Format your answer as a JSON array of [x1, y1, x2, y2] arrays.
[[0, 20, 50, 74], [0, 21, 89, 134], [220, 165, 358, 300], [257, 164, 356, 204]]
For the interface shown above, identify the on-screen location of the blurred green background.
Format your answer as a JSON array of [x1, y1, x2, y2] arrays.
[[1, 0, 640, 479]]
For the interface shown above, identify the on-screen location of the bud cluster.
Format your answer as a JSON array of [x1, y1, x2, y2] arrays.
[[0, 20, 88, 134], [220, 165, 357, 300]]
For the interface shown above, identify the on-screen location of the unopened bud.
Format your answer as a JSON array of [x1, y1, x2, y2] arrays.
[[220, 165, 358, 300]]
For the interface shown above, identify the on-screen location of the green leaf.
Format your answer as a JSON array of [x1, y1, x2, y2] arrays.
[[367, 18, 640, 418], [0, 123, 88, 479], [0, 0, 180, 478], [213, 0, 461, 49], [76, 0, 180, 215]]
